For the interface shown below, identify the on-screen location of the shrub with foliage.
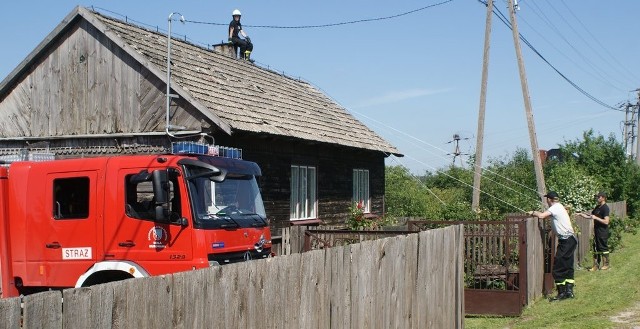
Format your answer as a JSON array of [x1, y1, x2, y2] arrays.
[[346, 201, 371, 230], [605, 214, 640, 251], [545, 162, 599, 213]]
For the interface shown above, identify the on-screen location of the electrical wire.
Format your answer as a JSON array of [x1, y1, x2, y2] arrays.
[[487, 4, 623, 112], [350, 108, 544, 206], [556, 0, 640, 84], [385, 154, 447, 206], [184, 1, 454, 28], [306, 75, 543, 210], [522, 0, 629, 92], [393, 152, 529, 213], [516, 6, 627, 92]]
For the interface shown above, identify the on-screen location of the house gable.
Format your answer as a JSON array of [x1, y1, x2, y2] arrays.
[[0, 6, 229, 138]]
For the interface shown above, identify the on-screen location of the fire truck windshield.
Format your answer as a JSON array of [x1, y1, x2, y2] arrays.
[[185, 165, 267, 229]]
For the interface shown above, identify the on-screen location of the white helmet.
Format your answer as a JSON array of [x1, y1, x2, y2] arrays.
[[232, 9, 241, 16]]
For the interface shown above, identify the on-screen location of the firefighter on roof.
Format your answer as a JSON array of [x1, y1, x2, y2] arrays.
[[228, 9, 254, 62]]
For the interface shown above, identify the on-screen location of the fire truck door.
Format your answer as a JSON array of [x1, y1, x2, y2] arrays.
[[27, 172, 99, 287], [103, 168, 193, 275]]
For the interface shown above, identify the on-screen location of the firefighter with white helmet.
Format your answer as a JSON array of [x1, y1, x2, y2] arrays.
[[228, 9, 253, 61]]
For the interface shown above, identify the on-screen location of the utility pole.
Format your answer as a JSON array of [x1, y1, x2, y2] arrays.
[[506, 0, 547, 208], [472, 0, 494, 212], [622, 103, 636, 159], [623, 103, 629, 156], [635, 89, 640, 165], [448, 134, 469, 167]]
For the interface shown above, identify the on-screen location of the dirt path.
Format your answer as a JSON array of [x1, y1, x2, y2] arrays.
[[610, 301, 640, 328]]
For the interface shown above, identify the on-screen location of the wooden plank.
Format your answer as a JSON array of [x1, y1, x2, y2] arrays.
[[78, 22, 90, 134], [0, 297, 21, 329], [444, 225, 464, 327], [245, 259, 269, 329], [89, 282, 115, 328], [203, 265, 227, 329], [222, 261, 249, 328], [23, 290, 62, 329], [465, 289, 521, 316], [60, 25, 73, 134], [62, 288, 92, 329], [349, 240, 364, 328], [299, 249, 325, 328], [328, 244, 351, 329], [172, 268, 210, 329], [400, 233, 418, 328], [283, 253, 302, 328], [262, 256, 284, 329], [111, 278, 160, 329], [378, 235, 403, 328], [142, 275, 174, 328], [371, 238, 387, 329], [86, 23, 99, 133]]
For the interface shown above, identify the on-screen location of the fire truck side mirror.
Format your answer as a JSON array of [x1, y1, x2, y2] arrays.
[[152, 170, 170, 222], [152, 170, 169, 204]]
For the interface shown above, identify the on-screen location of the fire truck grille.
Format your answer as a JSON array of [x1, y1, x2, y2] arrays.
[[208, 248, 271, 265]]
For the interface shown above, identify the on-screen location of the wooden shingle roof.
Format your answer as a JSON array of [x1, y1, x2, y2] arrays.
[[2, 7, 400, 156], [92, 9, 400, 156]]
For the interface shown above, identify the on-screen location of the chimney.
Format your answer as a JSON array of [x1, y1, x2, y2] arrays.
[[212, 42, 238, 59]]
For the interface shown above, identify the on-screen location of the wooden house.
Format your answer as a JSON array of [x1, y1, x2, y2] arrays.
[[0, 6, 401, 229]]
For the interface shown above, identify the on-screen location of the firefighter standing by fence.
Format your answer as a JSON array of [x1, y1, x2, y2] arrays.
[[579, 191, 611, 271], [529, 191, 577, 301]]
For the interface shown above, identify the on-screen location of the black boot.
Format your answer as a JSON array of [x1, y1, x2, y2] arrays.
[[549, 284, 566, 302], [564, 283, 575, 299]]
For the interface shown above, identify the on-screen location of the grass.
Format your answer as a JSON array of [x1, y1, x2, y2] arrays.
[[465, 231, 640, 329]]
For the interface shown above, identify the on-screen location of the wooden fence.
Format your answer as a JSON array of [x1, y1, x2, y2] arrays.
[[0, 225, 464, 329]]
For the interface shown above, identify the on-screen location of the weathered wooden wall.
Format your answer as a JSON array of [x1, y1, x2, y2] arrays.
[[0, 226, 464, 329], [0, 18, 206, 138], [225, 135, 387, 227], [574, 216, 593, 267], [609, 200, 627, 218]]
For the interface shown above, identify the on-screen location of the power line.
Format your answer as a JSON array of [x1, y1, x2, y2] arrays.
[[184, 1, 454, 28], [487, 3, 622, 112], [519, 1, 628, 92], [557, 0, 640, 84], [351, 109, 541, 200], [308, 78, 542, 211]]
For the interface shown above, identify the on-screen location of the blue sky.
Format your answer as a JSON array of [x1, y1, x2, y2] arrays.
[[2, 1, 639, 174]]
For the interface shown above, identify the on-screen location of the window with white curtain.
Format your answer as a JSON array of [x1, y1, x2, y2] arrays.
[[290, 165, 317, 220], [352, 169, 370, 213]]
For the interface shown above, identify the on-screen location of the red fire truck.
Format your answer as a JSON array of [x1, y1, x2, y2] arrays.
[[0, 143, 272, 297]]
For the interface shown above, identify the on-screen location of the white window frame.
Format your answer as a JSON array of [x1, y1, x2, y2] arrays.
[[290, 165, 317, 220], [353, 169, 370, 213]]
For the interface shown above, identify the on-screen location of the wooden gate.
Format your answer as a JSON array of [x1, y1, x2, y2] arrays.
[[409, 220, 528, 316]]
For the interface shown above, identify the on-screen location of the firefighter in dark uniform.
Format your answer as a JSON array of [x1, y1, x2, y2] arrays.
[[579, 191, 611, 271], [228, 9, 253, 61]]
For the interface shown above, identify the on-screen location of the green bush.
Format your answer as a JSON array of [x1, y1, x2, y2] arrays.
[[608, 214, 640, 251]]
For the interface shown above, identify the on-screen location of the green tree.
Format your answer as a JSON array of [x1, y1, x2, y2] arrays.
[[385, 166, 431, 217], [544, 162, 599, 214], [477, 148, 539, 215], [557, 129, 640, 217], [558, 130, 626, 199]]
